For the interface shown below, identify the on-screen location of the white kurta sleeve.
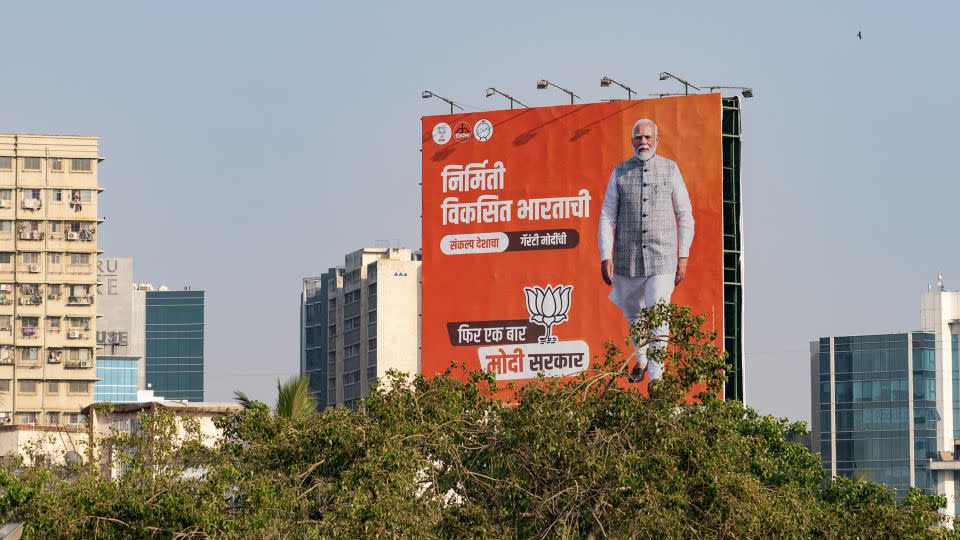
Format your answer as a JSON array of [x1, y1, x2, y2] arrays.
[[598, 169, 619, 261], [671, 165, 694, 258]]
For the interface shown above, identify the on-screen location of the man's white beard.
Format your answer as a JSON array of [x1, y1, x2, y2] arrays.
[[636, 147, 655, 161]]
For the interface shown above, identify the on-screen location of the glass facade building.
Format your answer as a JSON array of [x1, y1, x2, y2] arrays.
[[302, 271, 334, 409], [812, 333, 939, 497], [94, 357, 139, 403], [145, 290, 204, 401]]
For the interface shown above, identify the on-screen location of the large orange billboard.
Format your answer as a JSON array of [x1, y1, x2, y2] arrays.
[[421, 94, 723, 389]]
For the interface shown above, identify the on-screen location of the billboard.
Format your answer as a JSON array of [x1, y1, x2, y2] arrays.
[[421, 94, 724, 389]]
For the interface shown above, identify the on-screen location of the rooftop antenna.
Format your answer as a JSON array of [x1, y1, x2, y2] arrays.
[[938, 272, 944, 291]]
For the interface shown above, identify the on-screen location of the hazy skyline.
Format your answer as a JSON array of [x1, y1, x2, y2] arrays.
[[1, 1, 957, 421]]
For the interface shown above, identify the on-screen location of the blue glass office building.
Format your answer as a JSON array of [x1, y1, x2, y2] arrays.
[[94, 357, 140, 403], [811, 333, 937, 495], [145, 290, 204, 401]]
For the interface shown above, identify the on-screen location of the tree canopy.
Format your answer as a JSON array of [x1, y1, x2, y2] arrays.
[[0, 303, 954, 538]]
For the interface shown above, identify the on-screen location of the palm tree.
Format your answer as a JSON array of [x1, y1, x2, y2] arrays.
[[274, 375, 319, 419], [233, 375, 319, 419]]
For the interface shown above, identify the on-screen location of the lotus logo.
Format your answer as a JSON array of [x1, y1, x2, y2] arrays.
[[523, 284, 573, 344]]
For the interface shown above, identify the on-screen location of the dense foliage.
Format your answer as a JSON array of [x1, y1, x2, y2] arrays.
[[0, 303, 954, 538]]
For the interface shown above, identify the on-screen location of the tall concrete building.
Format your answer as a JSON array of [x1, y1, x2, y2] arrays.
[[0, 134, 101, 427], [813, 279, 960, 520], [301, 247, 421, 409], [94, 258, 145, 403]]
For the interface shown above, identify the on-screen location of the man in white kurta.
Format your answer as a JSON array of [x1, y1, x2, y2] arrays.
[[598, 119, 694, 383]]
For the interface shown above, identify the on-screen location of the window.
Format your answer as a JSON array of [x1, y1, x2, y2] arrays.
[[67, 381, 89, 395], [16, 412, 38, 424], [0, 254, 10, 265], [21, 347, 39, 361], [68, 317, 89, 330], [69, 253, 90, 265], [46, 412, 60, 425], [70, 285, 90, 296], [48, 253, 61, 265], [368, 337, 377, 351], [52, 189, 63, 202], [22, 157, 41, 171], [22, 189, 40, 199], [20, 317, 39, 328], [0, 190, 10, 200], [368, 310, 377, 323], [344, 316, 361, 331], [0, 157, 10, 170], [46, 381, 59, 395], [19, 284, 39, 296], [50, 222, 62, 233], [0, 222, 10, 233], [46, 316, 60, 329], [0, 316, 10, 331], [48, 284, 61, 298], [345, 290, 361, 305], [65, 412, 84, 426], [67, 348, 91, 361], [19, 380, 37, 394], [0, 380, 9, 392], [50, 158, 62, 172], [345, 344, 360, 358], [72, 190, 92, 203], [21, 252, 39, 264], [70, 158, 92, 172]]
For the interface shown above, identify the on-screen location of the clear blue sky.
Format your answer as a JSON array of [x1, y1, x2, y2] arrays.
[[2, 1, 957, 421]]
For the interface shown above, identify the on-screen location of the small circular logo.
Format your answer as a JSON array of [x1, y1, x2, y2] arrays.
[[432, 123, 451, 145], [454, 121, 472, 142], [473, 119, 493, 142]]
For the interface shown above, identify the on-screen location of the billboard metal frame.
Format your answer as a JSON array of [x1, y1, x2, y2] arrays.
[[722, 96, 744, 401]]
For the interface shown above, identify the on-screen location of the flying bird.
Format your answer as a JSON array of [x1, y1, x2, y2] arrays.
[[857, 30, 862, 39]]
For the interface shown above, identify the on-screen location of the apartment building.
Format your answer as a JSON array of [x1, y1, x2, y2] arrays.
[[302, 247, 421, 409], [0, 134, 101, 427]]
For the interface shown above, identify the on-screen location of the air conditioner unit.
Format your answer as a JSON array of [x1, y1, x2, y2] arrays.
[[66, 231, 79, 240], [79, 360, 91, 368], [18, 232, 30, 240], [27, 265, 40, 273], [47, 354, 61, 364], [67, 330, 81, 339], [0, 200, 8, 208], [0, 415, 10, 426]]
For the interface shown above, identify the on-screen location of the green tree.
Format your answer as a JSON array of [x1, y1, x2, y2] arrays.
[[0, 303, 953, 538]]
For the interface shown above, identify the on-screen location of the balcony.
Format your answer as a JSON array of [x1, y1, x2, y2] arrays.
[[20, 199, 42, 211], [64, 359, 92, 369], [17, 295, 42, 306], [0, 295, 11, 306], [67, 295, 94, 306], [17, 231, 43, 241], [47, 350, 62, 364], [65, 230, 94, 242]]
